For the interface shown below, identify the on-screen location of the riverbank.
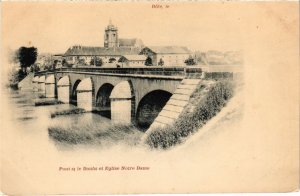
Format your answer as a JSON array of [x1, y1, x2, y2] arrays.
[[48, 122, 143, 146], [145, 80, 235, 149]]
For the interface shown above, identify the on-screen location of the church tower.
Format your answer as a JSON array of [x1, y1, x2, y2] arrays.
[[104, 19, 119, 48]]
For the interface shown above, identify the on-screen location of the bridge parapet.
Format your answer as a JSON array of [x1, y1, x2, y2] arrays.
[[36, 66, 203, 79], [34, 70, 54, 77]]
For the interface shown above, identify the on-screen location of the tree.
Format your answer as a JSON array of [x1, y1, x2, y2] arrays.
[[44, 64, 52, 71], [184, 56, 196, 66], [158, 58, 164, 66], [62, 59, 72, 67], [145, 57, 152, 66], [78, 58, 87, 66], [118, 56, 126, 63], [53, 60, 58, 70], [30, 63, 40, 72], [109, 58, 116, 63], [90, 56, 103, 66], [17, 47, 38, 74]]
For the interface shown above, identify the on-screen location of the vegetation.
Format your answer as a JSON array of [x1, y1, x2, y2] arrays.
[[145, 80, 235, 149], [90, 56, 103, 66], [6, 46, 38, 89], [17, 47, 38, 74], [7, 69, 27, 89], [145, 57, 152, 66], [35, 99, 62, 106], [158, 58, 164, 66], [50, 108, 86, 118], [48, 123, 143, 145], [62, 59, 72, 67], [109, 57, 116, 63], [30, 63, 40, 72], [117, 56, 126, 64], [38, 94, 46, 98], [78, 58, 87, 66], [184, 56, 196, 65]]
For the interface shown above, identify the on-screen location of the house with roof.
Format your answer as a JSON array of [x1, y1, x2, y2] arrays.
[[139, 46, 192, 66], [104, 20, 144, 49], [64, 45, 141, 66], [117, 55, 147, 67], [64, 20, 144, 66], [63, 20, 193, 67]]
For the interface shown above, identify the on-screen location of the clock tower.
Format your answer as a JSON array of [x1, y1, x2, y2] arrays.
[[104, 19, 119, 48]]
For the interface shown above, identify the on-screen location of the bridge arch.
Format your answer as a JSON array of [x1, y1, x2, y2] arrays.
[[45, 75, 55, 98], [76, 77, 94, 111], [32, 76, 39, 91], [136, 90, 172, 130], [71, 79, 81, 105], [95, 83, 114, 118], [57, 75, 70, 103], [38, 75, 46, 93], [110, 80, 134, 124]]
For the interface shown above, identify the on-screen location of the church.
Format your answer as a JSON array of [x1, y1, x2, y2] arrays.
[[63, 20, 191, 67], [64, 20, 144, 66]]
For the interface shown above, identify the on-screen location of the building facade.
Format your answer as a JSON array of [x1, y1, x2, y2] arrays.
[[117, 55, 147, 67], [63, 21, 192, 67], [104, 20, 119, 48], [140, 46, 192, 66], [64, 21, 144, 66]]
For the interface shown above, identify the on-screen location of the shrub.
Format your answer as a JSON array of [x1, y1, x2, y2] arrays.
[[35, 99, 62, 106], [145, 80, 234, 149], [48, 122, 143, 146], [50, 108, 86, 118]]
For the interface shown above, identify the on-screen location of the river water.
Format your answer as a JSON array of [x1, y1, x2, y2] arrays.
[[3, 88, 143, 152], [1, 86, 255, 195]]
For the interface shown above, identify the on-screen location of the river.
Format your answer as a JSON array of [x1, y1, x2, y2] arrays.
[[2, 88, 144, 152], [1, 86, 257, 195]]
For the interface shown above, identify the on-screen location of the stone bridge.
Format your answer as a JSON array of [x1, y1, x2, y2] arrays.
[[33, 66, 236, 129]]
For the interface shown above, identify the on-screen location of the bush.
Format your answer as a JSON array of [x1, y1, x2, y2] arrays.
[[6, 68, 27, 90], [48, 123, 143, 145], [35, 99, 62, 106], [145, 80, 234, 149], [50, 108, 86, 118]]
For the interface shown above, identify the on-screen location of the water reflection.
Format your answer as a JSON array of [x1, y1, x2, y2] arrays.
[[5, 89, 143, 151]]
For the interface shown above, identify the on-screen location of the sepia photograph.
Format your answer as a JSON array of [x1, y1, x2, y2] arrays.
[[0, 1, 298, 195]]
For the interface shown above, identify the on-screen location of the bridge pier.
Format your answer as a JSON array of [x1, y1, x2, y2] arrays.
[[110, 81, 134, 125], [32, 76, 39, 92], [57, 76, 70, 103], [45, 75, 55, 98], [38, 75, 46, 94], [76, 78, 93, 111]]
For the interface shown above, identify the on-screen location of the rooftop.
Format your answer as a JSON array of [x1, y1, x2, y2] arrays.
[[119, 38, 144, 47], [122, 55, 147, 61], [143, 46, 192, 54], [64, 46, 141, 56]]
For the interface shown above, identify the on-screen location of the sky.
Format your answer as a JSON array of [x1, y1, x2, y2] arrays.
[[1, 2, 244, 56]]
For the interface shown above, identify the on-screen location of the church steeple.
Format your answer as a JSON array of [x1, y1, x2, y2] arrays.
[[104, 19, 119, 48]]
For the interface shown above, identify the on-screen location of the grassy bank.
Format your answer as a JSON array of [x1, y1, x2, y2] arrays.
[[50, 108, 86, 118], [38, 94, 46, 98], [35, 99, 63, 106], [145, 80, 235, 149], [48, 122, 143, 146]]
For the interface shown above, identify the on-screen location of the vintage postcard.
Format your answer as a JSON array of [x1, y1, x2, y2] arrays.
[[0, 1, 299, 195]]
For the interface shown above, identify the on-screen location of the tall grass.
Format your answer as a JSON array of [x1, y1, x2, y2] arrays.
[[48, 122, 143, 146], [145, 80, 235, 149], [50, 108, 86, 118], [35, 99, 62, 106]]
